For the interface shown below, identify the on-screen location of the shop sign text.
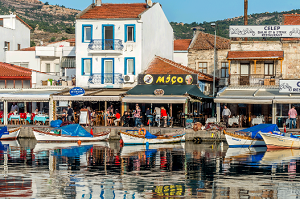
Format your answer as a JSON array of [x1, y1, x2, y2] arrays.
[[70, 87, 85, 96], [138, 74, 197, 85], [279, 80, 300, 93]]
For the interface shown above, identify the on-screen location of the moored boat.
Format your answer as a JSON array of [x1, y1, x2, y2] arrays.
[[33, 124, 110, 142], [120, 128, 185, 145], [259, 131, 300, 149], [224, 124, 280, 148], [0, 126, 21, 140]]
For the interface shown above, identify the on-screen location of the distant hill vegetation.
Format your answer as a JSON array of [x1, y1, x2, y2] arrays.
[[171, 9, 300, 40]]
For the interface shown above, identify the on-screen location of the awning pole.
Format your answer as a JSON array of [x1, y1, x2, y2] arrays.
[[4, 101, 7, 125], [217, 103, 220, 123], [104, 101, 107, 127]]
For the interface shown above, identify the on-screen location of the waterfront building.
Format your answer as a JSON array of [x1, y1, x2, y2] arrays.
[[215, 14, 300, 128], [0, 13, 31, 62], [75, 0, 173, 88], [173, 39, 191, 66]]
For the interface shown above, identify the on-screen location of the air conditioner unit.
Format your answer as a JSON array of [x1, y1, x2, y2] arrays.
[[124, 75, 135, 83]]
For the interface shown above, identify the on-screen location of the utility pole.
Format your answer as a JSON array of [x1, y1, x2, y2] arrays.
[[244, 0, 248, 41]]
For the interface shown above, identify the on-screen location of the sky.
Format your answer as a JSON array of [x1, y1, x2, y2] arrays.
[[41, 0, 300, 23]]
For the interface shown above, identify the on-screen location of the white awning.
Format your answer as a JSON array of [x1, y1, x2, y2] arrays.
[[53, 95, 120, 101], [122, 96, 188, 104], [273, 99, 300, 104], [214, 98, 272, 104], [1, 94, 50, 102]]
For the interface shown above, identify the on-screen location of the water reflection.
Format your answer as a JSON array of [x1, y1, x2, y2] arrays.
[[2, 140, 300, 198]]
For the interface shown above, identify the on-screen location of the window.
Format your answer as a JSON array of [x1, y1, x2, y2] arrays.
[[55, 64, 60, 73], [82, 58, 92, 76], [125, 24, 135, 42], [221, 62, 229, 78], [125, 58, 135, 75], [103, 25, 114, 50], [46, 63, 50, 72], [18, 44, 21, 50], [82, 25, 92, 43], [4, 41, 10, 51], [103, 59, 114, 83], [0, 19, 3, 27], [198, 62, 207, 74], [265, 63, 274, 76]]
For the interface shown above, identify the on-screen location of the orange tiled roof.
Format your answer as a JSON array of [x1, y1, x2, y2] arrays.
[[189, 31, 230, 50], [79, 3, 148, 19], [16, 16, 32, 30], [227, 51, 284, 60], [174, 39, 191, 51], [0, 62, 32, 77], [18, 46, 36, 51], [144, 56, 216, 82], [283, 14, 300, 41]]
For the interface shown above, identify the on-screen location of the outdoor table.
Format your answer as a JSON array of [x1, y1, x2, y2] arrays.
[[206, 117, 216, 124], [34, 115, 49, 124], [251, 117, 264, 125], [25, 115, 31, 124], [228, 117, 239, 126]]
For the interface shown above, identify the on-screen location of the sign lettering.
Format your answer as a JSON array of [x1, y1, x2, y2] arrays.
[[139, 74, 197, 85], [279, 80, 300, 93]]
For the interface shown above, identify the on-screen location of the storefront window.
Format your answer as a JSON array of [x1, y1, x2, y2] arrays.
[[276, 104, 290, 127]]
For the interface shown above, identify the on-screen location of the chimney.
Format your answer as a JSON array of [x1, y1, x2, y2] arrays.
[[95, 0, 102, 6], [146, 0, 153, 7]]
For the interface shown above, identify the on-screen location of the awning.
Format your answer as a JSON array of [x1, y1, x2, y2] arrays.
[[227, 51, 284, 60], [0, 89, 63, 102], [53, 96, 120, 101], [122, 96, 188, 104], [126, 85, 212, 99], [214, 98, 272, 104]]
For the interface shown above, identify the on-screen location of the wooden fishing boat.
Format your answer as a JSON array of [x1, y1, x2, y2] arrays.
[[224, 124, 280, 148], [33, 124, 110, 142], [259, 131, 300, 149], [0, 126, 21, 140], [120, 128, 185, 145]]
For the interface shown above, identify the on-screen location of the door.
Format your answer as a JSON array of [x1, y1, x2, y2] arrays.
[[103, 26, 114, 50], [103, 59, 113, 84], [240, 64, 250, 85]]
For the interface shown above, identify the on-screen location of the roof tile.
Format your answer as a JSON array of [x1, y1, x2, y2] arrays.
[[174, 39, 191, 51], [283, 14, 300, 41], [227, 51, 284, 59], [79, 3, 148, 19], [144, 56, 215, 82], [190, 31, 230, 50], [0, 62, 32, 77]]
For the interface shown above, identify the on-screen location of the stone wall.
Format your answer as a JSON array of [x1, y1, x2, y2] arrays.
[[231, 41, 282, 51], [282, 41, 300, 79]]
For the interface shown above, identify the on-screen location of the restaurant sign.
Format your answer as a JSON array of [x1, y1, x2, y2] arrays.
[[279, 80, 300, 93], [70, 87, 85, 96], [229, 25, 300, 38], [138, 74, 197, 85]]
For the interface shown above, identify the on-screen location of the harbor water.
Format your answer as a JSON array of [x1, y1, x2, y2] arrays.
[[1, 139, 300, 198]]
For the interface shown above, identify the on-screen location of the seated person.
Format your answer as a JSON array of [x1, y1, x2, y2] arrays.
[[122, 111, 130, 127], [114, 110, 121, 126], [62, 109, 67, 122], [106, 111, 112, 126]]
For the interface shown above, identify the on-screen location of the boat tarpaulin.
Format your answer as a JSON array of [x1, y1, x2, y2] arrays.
[[237, 124, 280, 140], [145, 131, 157, 139], [52, 145, 93, 157], [54, 124, 93, 137], [0, 127, 9, 138]]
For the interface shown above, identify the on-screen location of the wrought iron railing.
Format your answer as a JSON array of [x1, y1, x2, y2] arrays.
[[88, 73, 124, 85], [88, 39, 124, 51], [230, 74, 281, 86]]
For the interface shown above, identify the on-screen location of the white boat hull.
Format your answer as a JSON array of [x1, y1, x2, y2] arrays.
[[225, 134, 265, 147], [1, 128, 20, 140], [260, 132, 300, 149], [33, 130, 110, 142], [120, 132, 185, 145]]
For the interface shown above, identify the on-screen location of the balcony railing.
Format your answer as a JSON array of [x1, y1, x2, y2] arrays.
[[88, 73, 124, 85], [88, 39, 124, 51], [230, 74, 281, 86]]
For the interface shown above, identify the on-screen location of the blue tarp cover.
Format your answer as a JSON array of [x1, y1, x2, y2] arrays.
[[145, 130, 157, 139], [0, 127, 8, 138], [238, 124, 280, 140], [54, 124, 93, 137]]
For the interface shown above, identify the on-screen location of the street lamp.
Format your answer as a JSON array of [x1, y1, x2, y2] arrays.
[[211, 22, 216, 116]]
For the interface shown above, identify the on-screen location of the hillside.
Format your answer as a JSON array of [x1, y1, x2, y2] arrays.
[[0, 0, 79, 46], [171, 9, 300, 40]]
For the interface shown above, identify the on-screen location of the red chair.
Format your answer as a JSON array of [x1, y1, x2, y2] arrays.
[[0, 112, 2, 124], [20, 113, 26, 125]]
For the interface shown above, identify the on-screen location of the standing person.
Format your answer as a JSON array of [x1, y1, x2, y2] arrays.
[[114, 110, 121, 126], [161, 107, 168, 127], [222, 105, 231, 128], [155, 107, 161, 127], [11, 103, 19, 114], [67, 105, 74, 122], [134, 104, 142, 127], [288, 105, 298, 129]]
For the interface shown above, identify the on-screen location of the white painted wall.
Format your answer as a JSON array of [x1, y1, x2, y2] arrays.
[[0, 14, 30, 62], [32, 71, 60, 87], [173, 51, 188, 66], [5, 51, 40, 71], [140, 3, 174, 70]]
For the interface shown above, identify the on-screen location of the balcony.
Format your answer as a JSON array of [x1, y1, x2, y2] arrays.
[[88, 73, 124, 85], [88, 39, 124, 54], [230, 74, 281, 87]]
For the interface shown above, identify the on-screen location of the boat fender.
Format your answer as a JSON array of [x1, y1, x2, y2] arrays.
[[90, 128, 93, 136], [138, 128, 146, 136], [77, 140, 81, 145]]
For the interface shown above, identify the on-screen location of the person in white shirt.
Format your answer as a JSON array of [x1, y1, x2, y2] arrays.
[[11, 103, 19, 114], [222, 105, 231, 128]]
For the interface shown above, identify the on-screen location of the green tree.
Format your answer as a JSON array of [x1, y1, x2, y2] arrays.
[[50, 37, 56, 42], [61, 37, 68, 40], [30, 41, 36, 47], [44, 2, 49, 5]]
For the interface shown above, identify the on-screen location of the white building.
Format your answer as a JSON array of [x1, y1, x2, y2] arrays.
[[75, 0, 173, 88], [5, 39, 76, 84], [173, 39, 191, 66], [0, 13, 31, 62]]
